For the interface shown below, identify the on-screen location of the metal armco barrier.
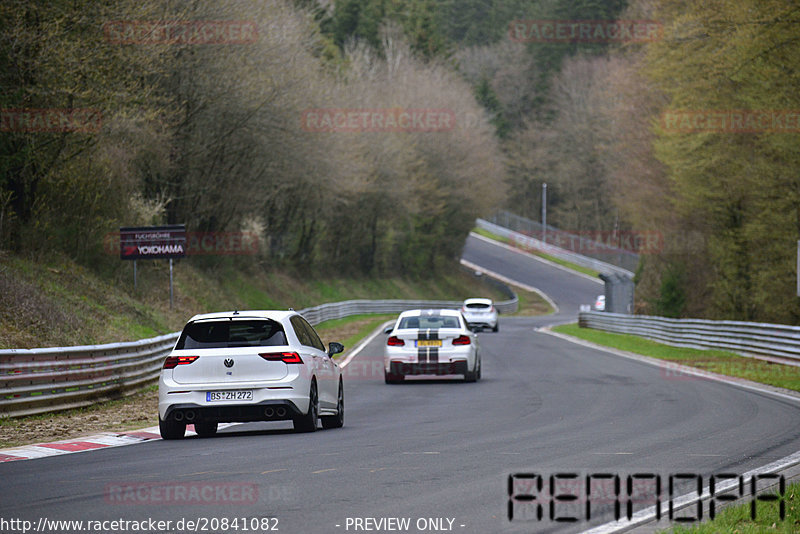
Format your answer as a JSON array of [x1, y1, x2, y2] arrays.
[[1, 293, 517, 418], [488, 210, 641, 273], [0, 333, 179, 418], [579, 311, 800, 364], [476, 219, 634, 278]]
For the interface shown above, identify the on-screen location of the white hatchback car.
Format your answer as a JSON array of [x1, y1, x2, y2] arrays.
[[158, 310, 344, 439], [461, 298, 499, 332], [383, 309, 480, 383]]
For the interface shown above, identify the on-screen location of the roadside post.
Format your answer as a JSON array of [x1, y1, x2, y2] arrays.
[[541, 182, 547, 244]]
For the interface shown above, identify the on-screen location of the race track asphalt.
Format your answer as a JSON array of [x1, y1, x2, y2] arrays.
[[2, 235, 798, 534]]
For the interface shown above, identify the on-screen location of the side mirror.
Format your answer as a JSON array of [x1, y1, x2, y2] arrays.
[[383, 326, 394, 335], [328, 342, 344, 357]]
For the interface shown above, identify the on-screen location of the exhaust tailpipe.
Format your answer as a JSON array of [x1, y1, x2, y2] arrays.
[[184, 410, 196, 422], [276, 407, 287, 418], [173, 411, 184, 422], [264, 407, 275, 418]]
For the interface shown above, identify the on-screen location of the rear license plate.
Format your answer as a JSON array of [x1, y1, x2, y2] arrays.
[[416, 340, 442, 347], [206, 390, 253, 402]]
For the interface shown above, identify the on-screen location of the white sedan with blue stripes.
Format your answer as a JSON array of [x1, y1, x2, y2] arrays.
[[383, 309, 481, 383]]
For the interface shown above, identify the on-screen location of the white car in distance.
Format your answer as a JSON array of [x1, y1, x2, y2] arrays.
[[383, 309, 481, 383], [158, 310, 344, 439], [461, 298, 499, 332], [593, 295, 606, 311]]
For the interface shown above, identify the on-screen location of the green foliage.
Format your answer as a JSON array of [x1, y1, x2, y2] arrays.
[[653, 262, 686, 318], [522, 0, 629, 111], [0, 0, 505, 280], [474, 77, 510, 139], [643, 0, 800, 322], [329, 0, 448, 58]]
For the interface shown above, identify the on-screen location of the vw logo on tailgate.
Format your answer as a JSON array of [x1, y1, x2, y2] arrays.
[[224, 358, 234, 368]]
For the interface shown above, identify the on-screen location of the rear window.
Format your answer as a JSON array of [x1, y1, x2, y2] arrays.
[[398, 316, 460, 329], [465, 302, 491, 309], [176, 319, 287, 349]]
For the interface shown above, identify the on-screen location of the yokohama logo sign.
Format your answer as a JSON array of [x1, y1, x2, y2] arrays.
[[120, 225, 186, 260]]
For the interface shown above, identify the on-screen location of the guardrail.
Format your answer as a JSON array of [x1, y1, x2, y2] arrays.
[[488, 210, 640, 273], [0, 333, 179, 419], [1, 291, 517, 418], [476, 219, 634, 278], [579, 311, 800, 364], [299, 298, 517, 324]]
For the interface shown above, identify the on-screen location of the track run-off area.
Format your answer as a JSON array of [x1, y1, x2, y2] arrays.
[[2, 233, 800, 534]]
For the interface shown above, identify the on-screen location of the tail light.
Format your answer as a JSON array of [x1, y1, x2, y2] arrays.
[[461, 306, 468, 312], [453, 335, 471, 345], [163, 356, 198, 369], [387, 336, 405, 346], [491, 306, 496, 313], [260, 352, 303, 364]]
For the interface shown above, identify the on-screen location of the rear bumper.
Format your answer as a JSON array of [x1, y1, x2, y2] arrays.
[[464, 316, 497, 328], [162, 400, 303, 424], [158, 371, 313, 421], [388, 361, 468, 376]]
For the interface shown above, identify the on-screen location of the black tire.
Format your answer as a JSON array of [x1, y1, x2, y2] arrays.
[[293, 381, 318, 433], [194, 422, 218, 437], [159, 417, 186, 440], [492, 323, 499, 332], [464, 364, 477, 383], [476, 358, 482, 380], [321, 381, 344, 429], [384, 370, 404, 384]]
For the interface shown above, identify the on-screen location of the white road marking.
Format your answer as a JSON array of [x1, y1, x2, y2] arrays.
[[543, 327, 800, 533], [340, 320, 395, 369]]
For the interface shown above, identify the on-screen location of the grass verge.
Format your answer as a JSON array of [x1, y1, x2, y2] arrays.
[[664, 481, 800, 533], [0, 252, 511, 349], [472, 227, 600, 278], [552, 323, 800, 393], [314, 314, 395, 357], [513, 286, 554, 316]]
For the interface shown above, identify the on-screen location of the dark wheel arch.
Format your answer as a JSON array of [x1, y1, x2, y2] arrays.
[[293, 380, 318, 433], [321, 379, 344, 429]]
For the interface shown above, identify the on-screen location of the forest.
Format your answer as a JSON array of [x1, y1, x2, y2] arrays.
[[2, 0, 799, 323]]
